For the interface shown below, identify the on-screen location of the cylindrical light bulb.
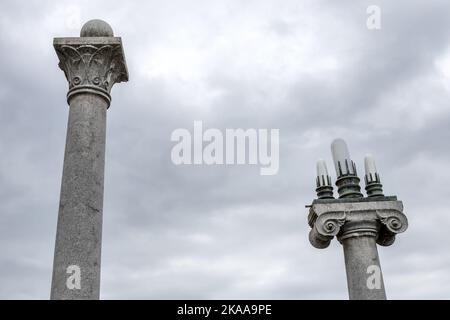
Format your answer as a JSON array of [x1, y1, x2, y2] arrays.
[[364, 153, 384, 197], [316, 159, 329, 177], [364, 154, 377, 176], [316, 159, 332, 187], [331, 138, 354, 177], [315, 159, 334, 198]]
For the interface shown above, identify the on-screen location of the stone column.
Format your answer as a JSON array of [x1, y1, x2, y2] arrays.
[[341, 230, 385, 300], [51, 20, 128, 300], [308, 197, 408, 300], [308, 140, 408, 300]]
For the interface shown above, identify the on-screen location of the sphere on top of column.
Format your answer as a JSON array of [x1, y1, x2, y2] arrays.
[[80, 19, 114, 37]]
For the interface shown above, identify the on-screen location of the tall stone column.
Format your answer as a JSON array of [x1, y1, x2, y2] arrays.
[[51, 20, 128, 300], [308, 140, 408, 300], [340, 222, 386, 300]]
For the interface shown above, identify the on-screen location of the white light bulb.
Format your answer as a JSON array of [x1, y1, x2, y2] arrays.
[[364, 154, 377, 176], [316, 159, 329, 177], [331, 138, 353, 176]]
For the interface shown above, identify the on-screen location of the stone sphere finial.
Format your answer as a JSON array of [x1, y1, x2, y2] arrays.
[[80, 19, 114, 37]]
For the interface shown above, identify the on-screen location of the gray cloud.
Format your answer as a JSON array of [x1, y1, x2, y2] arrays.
[[0, 0, 449, 299]]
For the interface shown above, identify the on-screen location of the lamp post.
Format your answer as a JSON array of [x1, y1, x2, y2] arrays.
[[307, 139, 408, 300], [51, 19, 128, 299]]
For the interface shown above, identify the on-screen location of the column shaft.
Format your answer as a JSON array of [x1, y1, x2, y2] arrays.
[[51, 93, 107, 299], [342, 235, 386, 300]]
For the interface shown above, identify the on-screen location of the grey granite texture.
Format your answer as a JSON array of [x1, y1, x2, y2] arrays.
[[51, 20, 128, 300]]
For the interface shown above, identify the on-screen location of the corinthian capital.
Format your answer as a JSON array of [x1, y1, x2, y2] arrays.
[[53, 20, 128, 107]]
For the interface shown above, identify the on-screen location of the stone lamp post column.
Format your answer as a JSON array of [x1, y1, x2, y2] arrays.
[[51, 20, 128, 300], [307, 139, 408, 300]]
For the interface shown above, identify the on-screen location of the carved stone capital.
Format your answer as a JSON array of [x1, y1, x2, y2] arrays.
[[309, 211, 346, 249], [54, 37, 128, 107], [307, 197, 408, 248], [376, 209, 408, 246]]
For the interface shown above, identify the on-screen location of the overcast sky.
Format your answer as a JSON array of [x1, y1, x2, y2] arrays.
[[1, 0, 450, 299]]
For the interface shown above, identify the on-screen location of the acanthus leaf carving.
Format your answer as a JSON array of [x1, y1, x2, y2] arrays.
[[55, 42, 128, 102]]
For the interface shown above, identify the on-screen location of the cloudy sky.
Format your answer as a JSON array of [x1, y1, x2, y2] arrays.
[[1, 0, 450, 299]]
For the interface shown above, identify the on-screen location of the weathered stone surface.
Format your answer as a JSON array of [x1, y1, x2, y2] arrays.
[[51, 93, 107, 299], [342, 235, 386, 300], [53, 36, 128, 107], [51, 21, 128, 300], [80, 19, 114, 37], [307, 196, 408, 300]]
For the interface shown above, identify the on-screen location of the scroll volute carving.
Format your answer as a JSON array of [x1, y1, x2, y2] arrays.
[[309, 211, 347, 249], [376, 210, 408, 246]]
